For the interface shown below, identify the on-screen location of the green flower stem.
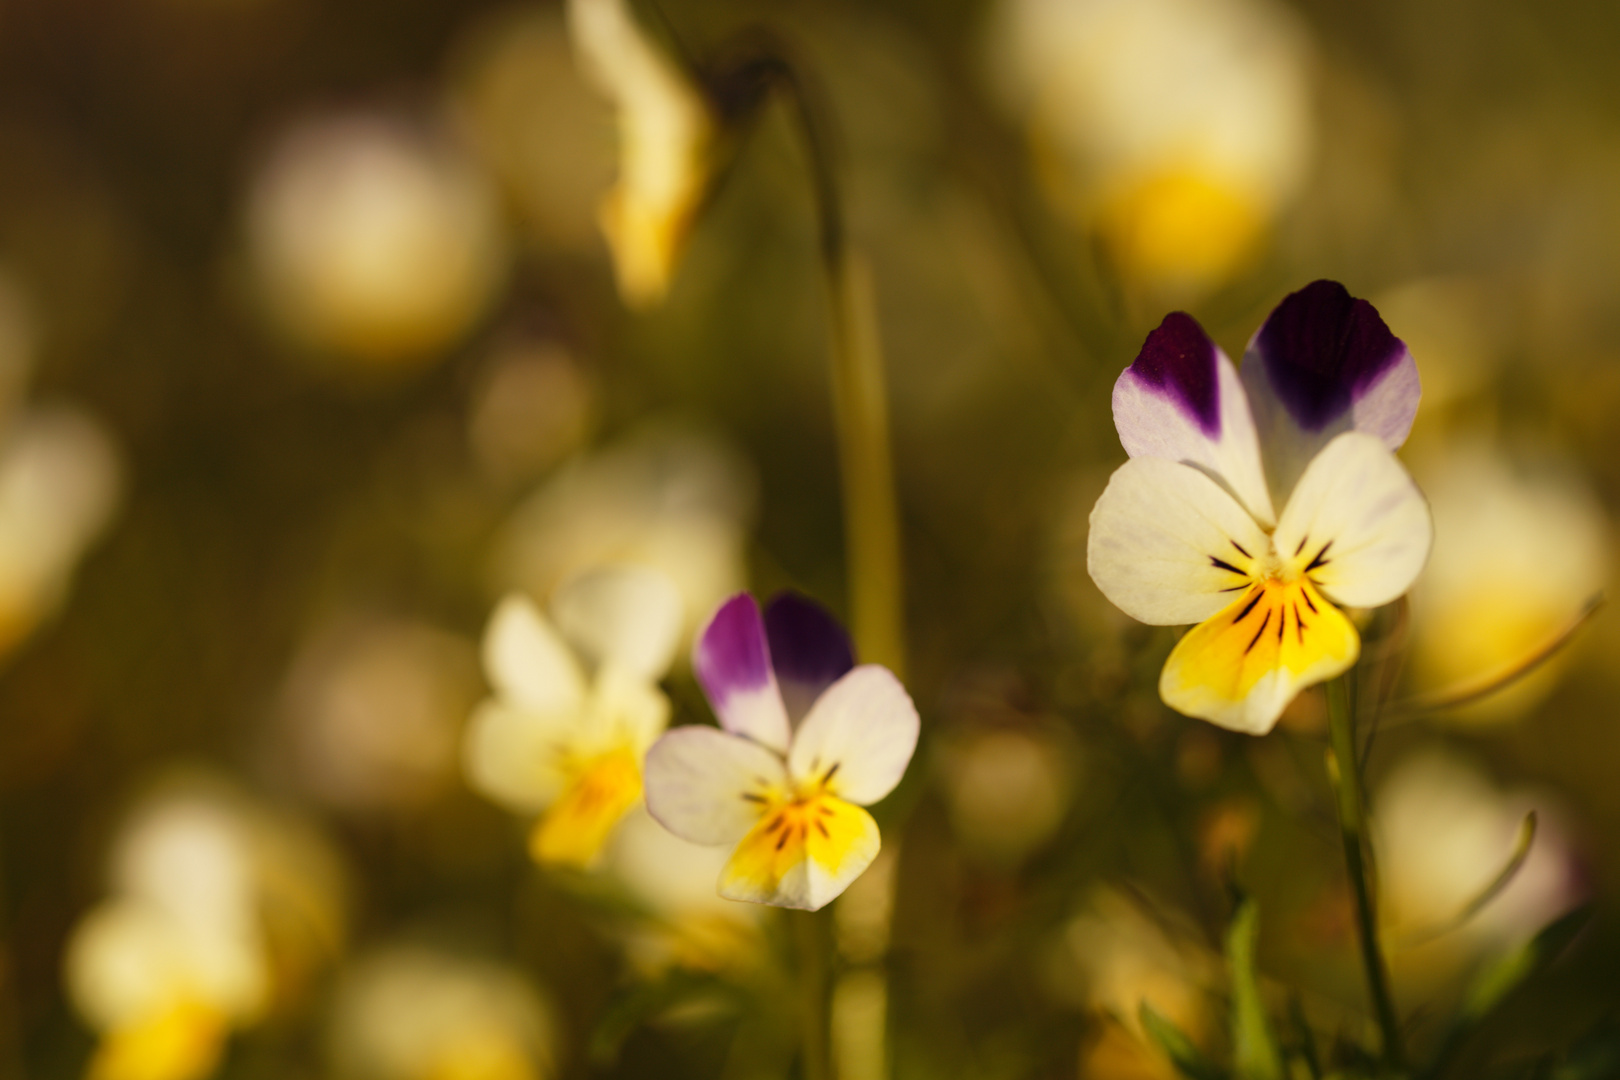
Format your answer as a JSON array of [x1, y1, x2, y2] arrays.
[[1324, 675, 1404, 1070], [796, 909, 834, 1080], [761, 50, 906, 676], [823, 250, 905, 676]]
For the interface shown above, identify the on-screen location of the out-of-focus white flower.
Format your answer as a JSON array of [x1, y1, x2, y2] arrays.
[[0, 271, 122, 660], [935, 727, 1072, 866], [328, 947, 554, 1080], [467, 341, 596, 485], [247, 113, 507, 368], [450, 7, 617, 255], [566, 0, 714, 307], [1408, 440, 1608, 724], [986, 0, 1313, 295], [605, 807, 762, 973], [464, 567, 683, 868], [0, 407, 121, 655], [1377, 748, 1583, 986], [490, 425, 755, 644], [280, 616, 481, 811], [66, 774, 347, 1080]]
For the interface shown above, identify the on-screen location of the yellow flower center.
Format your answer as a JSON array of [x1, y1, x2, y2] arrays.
[[529, 745, 642, 868]]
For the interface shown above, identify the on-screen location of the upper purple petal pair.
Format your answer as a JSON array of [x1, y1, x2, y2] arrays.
[[1112, 280, 1420, 513], [692, 591, 855, 754]]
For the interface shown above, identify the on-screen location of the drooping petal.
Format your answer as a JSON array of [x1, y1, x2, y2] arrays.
[[528, 746, 643, 867], [461, 699, 578, 813], [1242, 280, 1421, 502], [642, 726, 789, 846], [691, 594, 791, 753], [482, 595, 586, 715], [1159, 579, 1360, 735], [1273, 432, 1433, 609], [718, 795, 880, 911], [1087, 457, 1272, 626], [551, 564, 683, 681], [786, 666, 918, 806], [762, 591, 855, 725], [1113, 313, 1275, 525]]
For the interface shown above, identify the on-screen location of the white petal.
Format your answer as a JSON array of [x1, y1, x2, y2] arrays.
[[787, 666, 918, 806], [1274, 432, 1433, 609], [1087, 457, 1271, 625], [461, 699, 577, 813], [643, 726, 788, 846], [482, 594, 586, 714], [551, 564, 682, 681]]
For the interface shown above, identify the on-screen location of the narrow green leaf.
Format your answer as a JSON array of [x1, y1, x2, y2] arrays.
[[1226, 896, 1284, 1080], [1461, 904, 1591, 1022], [587, 969, 728, 1066], [1139, 1001, 1228, 1080]]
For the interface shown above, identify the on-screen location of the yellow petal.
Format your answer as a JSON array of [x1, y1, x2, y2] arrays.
[[87, 1001, 227, 1080], [719, 795, 880, 911], [1159, 579, 1359, 735], [528, 747, 642, 867]]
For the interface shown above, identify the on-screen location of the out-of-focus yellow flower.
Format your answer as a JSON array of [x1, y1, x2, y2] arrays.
[[328, 947, 554, 1080], [606, 807, 762, 973], [464, 567, 682, 868], [247, 113, 507, 368], [1054, 888, 1214, 1079], [490, 425, 755, 645], [566, 0, 714, 307], [986, 0, 1313, 295], [1408, 440, 1608, 723], [280, 616, 482, 812], [1376, 747, 1583, 991], [450, 6, 616, 255], [66, 774, 347, 1080]]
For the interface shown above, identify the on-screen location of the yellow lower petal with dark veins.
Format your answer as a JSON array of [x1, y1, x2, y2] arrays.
[[529, 747, 642, 868], [1160, 578, 1359, 736], [88, 1001, 228, 1080], [720, 794, 879, 911]]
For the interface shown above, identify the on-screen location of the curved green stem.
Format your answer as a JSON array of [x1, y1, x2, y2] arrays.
[[1324, 675, 1404, 1070]]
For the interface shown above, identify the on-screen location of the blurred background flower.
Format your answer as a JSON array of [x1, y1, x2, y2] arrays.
[[327, 945, 554, 1080], [246, 112, 508, 370]]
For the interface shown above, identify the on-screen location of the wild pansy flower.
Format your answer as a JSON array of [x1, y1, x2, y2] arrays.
[[567, 0, 714, 307], [644, 593, 919, 911], [463, 565, 682, 867], [1087, 280, 1433, 734]]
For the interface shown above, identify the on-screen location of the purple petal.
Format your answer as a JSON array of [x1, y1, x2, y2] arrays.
[[692, 594, 791, 753], [1122, 313, 1221, 437], [1113, 313, 1276, 526], [1247, 280, 1419, 442], [763, 591, 855, 724]]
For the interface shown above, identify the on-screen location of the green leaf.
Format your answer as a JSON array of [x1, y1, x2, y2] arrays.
[[587, 968, 731, 1067], [1226, 896, 1284, 1080], [1139, 1001, 1228, 1080], [1460, 904, 1591, 1022]]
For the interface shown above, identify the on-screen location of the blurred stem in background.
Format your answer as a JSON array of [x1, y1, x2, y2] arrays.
[[1324, 675, 1404, 1071], [796, 910, 833, 1080], [711, 34, 906, 677]]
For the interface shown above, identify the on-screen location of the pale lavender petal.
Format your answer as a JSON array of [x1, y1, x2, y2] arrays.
[[1242, 280, 1421, 504], [763, 591, 855, 725], [692, 594, 792, 753], [1113, 313, 1275, 526]]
